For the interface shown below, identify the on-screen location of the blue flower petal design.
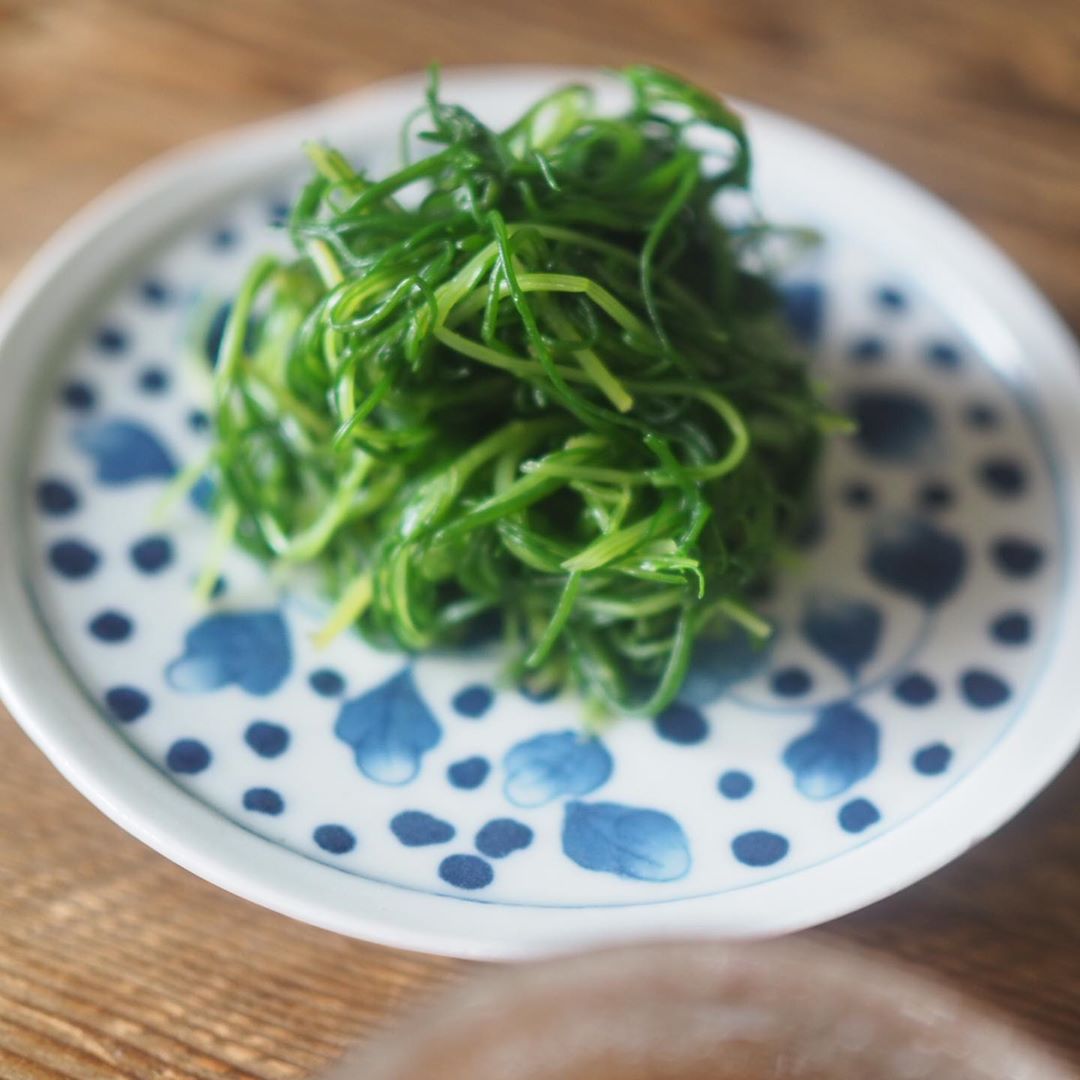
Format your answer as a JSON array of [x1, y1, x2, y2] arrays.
[[334, 668, 441, 786], [679, 626, 770, 707], [782, 701, 879, 799], [800, 591, 883, 679], [503, 731, 612, 808], [166, 610, 291, 696], [74, 419, 176, 484], [866, 516, 966, 607], [562, 801, 690, 882]]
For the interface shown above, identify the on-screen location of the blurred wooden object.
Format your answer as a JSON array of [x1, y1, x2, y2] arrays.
[[0, 1, 1078, 1076]]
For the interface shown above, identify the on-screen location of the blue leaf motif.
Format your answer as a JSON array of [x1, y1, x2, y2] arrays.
[[866, 516, 966, 607], [783, 701, 879, 799], [166, 610, 291, 696], [562, 801, 690, 882], [503, 731, 612, 808], [335, 668, 441, 785], [74, 420, 177, 484], [679, 626, 770, 707], [800, 591, 883, 678]]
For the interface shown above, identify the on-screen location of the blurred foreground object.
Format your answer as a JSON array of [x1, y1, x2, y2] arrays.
[[325, 938, 1074, 1079]]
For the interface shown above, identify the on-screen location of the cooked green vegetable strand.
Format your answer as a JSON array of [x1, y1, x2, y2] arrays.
[[201, 65, 841, 716]]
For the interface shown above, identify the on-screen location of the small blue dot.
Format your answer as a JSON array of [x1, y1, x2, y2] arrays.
[[94, 324, 128, 355], [990, 611, 1031, 645], [48, 539, 99, 579], [210, 575, 227, 598], [138, 366, 169, 394], [104, 686, 150, 722], [978, 457, 1026, 498], [453, 684, 493, 718], [89, 611, 132, 642], [60, 380, 96, 412], [166, 738, 211, 774], [139, 278, 171, 304], [991, 538, 1044, 578], [243, 787, 284, 815], [850, 336, 885, 363], [718, 770, 754, 799], [838, 797, 881, 833], [210, 226, 237, 249], [894, 672, 937, 706], [188, 409, 210, 432], [654, 702, 708, 745], [913, 742, 952, 775], [309, 668, 345, 697], [36, 478, 79, 516], [965, 402, 999, 430], [875, 285, 907, 311], [268, 200, 291, 225], [919, 480, 954, 512], [770, 666, 812, 698], [475, 818, 533, 859], [842, 481, 874, 509], [926, 341, 961, 370], [732, 830, 789, 867], [438, 853, 493, 890], [314, 824, 356, 854], [245, 721, 290, 758], [130, 535, 173, 574], [960, 668, 1011, 708], [190, 474, 216, 512], [390, 810, 455, 847], [448, 756, 490, 789]]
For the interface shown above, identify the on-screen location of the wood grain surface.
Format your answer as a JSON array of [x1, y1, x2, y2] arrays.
[[1, 1, 1078, 1076]]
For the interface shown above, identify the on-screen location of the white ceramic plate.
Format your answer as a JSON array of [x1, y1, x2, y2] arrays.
[[2, 67, 1079, 959]]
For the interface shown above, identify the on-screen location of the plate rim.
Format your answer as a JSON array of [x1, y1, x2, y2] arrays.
[[2, 65, 1079, 959]]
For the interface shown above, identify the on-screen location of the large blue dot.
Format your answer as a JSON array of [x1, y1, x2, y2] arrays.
[[732, 830, 789, 867], [138, 366, 170, 394], [913, 743, 952, 775], [770, 666, 812, 698], [104, 685, 150, 722], [838, 798, 881, 833], [60, 380, 96, 412], [130, 535, 173, 574], [654, 702, 708, 745], [452, 684, 493, 718], [94, 324, 128, 355], [960, 669, 1011, 708], [850, 336, 885, 363], [390, 810, 455, 847], [894, 672, 937, 706], [36, 478, 79, 516], [166, 738, 211, 774], [439, 853, 493, 890], [978, 458, 1026, 498], [48, 539, 99, 579], [991, 538, 1044, 578], [448, 756, 490, 790], [88, 610, 132, 642], [314, 824, 356, 854], [309, 668, 345, 697], [926, 341, 961, 370], [718, 770, 754, 799], [244, 720, 290, 758], [990, 611, 1031, 645], [243, 787, 284, 815], [475, 818, 533, 859]]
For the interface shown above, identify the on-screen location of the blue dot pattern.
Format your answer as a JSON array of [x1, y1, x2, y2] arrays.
[[718, 770, 753, 799], [88, 610, 132, 642], [875, 285, 906, 311], [314, 824, 356, 854], [475, 818, 533, 858], [139, 278, 171, 304], [894, 672, 937, 706], [732, 830, 790, 867], [130, 535, 173, 574], [210, 226, 237, 249], [842, 481, 874, 509], [452, 684, 493, 718], [309, 668, 345, 697], [926, 341, 961, 370], [439, 853, 493, 890], [960, 669, 1011, 708], [60, 380, 95, 411], [243, 787, 284, 815], [36, 479, 79, 515], [991, 611, 1031, 645], [104, 686, 150, 722], [991, 538, 1044, 578], [188, 409, 210, 432], [919, 481, 954, 512], [49, 539, 99, 579], [166, 738, 211, 774], [448, 756, 490, 789], [979, 458, 1025, 498], [838, 798, 881, 833], [850, 336, 885, 363], [94, 325, 128, 355], [390, 811, 455, 847], [771, 666, 812, 697], [245, 720, 290, 758], [965, 402, 999, 430], [138, 366, 169, 394], [914, 743, 952, 775], [653, 702, 708, 745]]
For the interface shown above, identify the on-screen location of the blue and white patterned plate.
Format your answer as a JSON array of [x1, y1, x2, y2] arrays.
[[3, 69, 1080, 958]]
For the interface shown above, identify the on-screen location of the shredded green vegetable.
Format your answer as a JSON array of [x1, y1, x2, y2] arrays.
[[199, 65, 844, 717]]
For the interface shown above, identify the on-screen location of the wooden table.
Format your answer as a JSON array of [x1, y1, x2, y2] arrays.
[[1, 1, 1078, 1075]]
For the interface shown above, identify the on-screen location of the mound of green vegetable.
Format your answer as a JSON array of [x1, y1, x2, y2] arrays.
[[200, 66, 843, 718]]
